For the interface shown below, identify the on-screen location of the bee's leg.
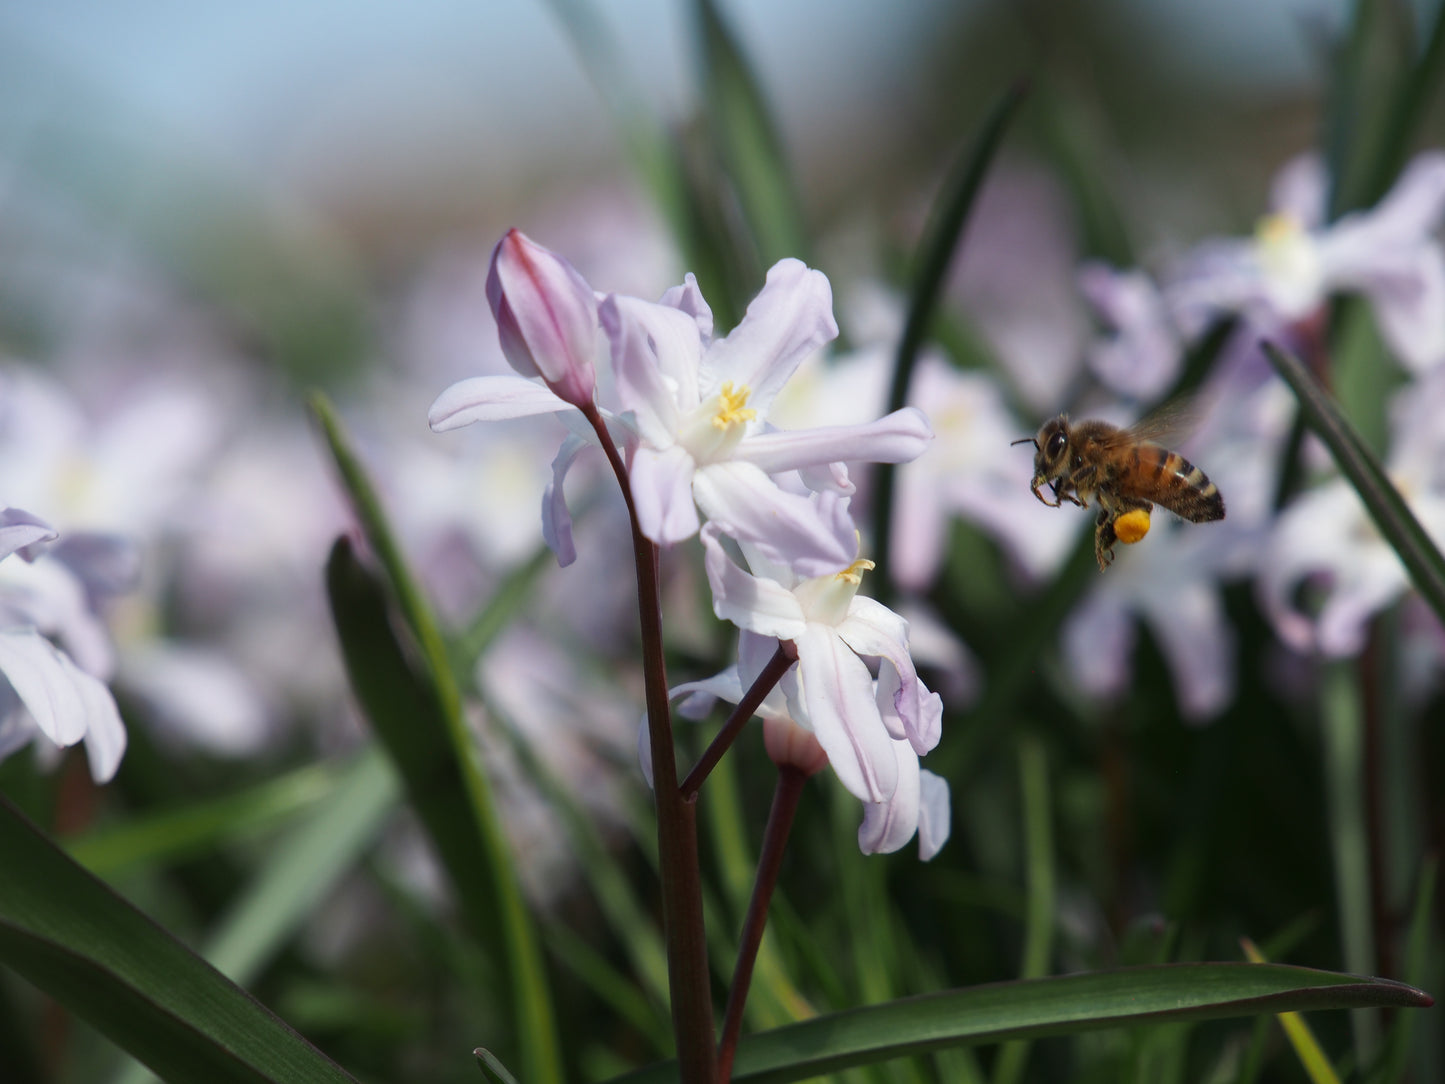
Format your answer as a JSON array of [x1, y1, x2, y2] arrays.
[[1094, 508, 1117, 571]]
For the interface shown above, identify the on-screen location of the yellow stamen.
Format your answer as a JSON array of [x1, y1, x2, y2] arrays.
[[836, 557, 876, 585], [711, 381, 757, 430]]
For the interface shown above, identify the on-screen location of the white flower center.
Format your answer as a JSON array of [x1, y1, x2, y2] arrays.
[[794, 556, 875, 627], [1253, 213, 1324, 316], [677, 381, 757, 463]]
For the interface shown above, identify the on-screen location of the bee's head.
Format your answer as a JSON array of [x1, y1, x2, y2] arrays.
[[1013, 414, 1071, 486]]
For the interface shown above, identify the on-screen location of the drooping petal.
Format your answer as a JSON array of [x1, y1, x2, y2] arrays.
[[701, 259, 838, 412], [487, 229, 598, 407], [837, 595, 938, 753], [795, 624, 899, 804], [65, 651, 126, 782], [916, 769, 951, 860], [0, 629, 91, 745], [693, 461, 855, 578], [630, 444, 701, 546], [0, 508, 56, 563], [701, 525, 807, 640], [542, 433, 592, 567], [1358, 246, 1445, 373], [601, 293, 702, 445], [428, 375, 572, 431], [735, 408, 933, 475], [857, 739, 919, 855]]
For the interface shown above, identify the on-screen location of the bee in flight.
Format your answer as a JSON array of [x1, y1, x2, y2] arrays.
[[1012, 413, 1225, 570]]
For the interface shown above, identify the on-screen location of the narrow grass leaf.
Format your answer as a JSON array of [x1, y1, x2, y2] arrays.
[[605, 963, 1433, 1084], [694, 0, 808, 270], [475, 1049, 523, 1084], [66, 761, 342, 877], [873, 81, 1028, 593], [202, 748, 398, 986], [0, 796, 358, 1084], [993, 737, 1056, 1084], [324, 533, 562, 1084], [1262, 341, 1445, 631]]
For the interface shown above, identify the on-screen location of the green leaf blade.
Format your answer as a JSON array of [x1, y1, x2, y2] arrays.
[[605, 964, 1432, 1084], [1261, 340, 1445, 632], [0, 797, 358, 1084]]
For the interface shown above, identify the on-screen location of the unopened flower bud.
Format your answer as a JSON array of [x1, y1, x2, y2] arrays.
[[763, 715, 829, 776], [486, 229, 598, 408]]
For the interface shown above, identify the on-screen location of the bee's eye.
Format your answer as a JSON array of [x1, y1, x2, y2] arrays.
[[1046, 431, 1067, 459]]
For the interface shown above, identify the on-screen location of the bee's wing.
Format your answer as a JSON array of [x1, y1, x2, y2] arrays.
[[1117, 399, 1201, 449]]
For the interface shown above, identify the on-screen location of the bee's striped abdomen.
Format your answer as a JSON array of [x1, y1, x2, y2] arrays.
[[1128, 444, 1226, 523]]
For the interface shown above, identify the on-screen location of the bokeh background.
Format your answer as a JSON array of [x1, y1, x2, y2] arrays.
[[0, 1, 1441, 1082]]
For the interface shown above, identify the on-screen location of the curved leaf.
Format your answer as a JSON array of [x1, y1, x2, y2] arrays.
[[0, 796, 357, 1084], [606, 963, 1432, 1084]]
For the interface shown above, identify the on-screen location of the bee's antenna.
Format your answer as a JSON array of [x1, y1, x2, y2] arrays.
[[1010, 437, 1039, 449]]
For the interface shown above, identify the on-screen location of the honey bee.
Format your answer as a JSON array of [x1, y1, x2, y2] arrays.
[[1013, 414, 1225, 570]]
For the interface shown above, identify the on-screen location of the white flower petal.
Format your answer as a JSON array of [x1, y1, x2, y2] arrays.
[[917, 769, 951, 860], [796, 625, 899, 804], [701, 526, 807, 639], [0, 508, 56, 563], [736, 408, 933, 475], [428, 375, 572, 431], [602, 293, 701, 444], [0, 629, 91, 746], [630, 444, 701, 546], [701, 259, 838, 411], [693, 461, 855, 579], [857, 740, 919, 855], [542, 433, 591, 567]]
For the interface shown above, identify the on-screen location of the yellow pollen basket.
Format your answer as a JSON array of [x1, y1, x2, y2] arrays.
[[711, 381, 757, 431], [836, 557, 876, 585], [1114, 509, 1151, 545]]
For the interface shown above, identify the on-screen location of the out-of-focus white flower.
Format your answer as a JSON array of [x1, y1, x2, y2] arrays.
[[0, 526, 126, 782], [773, 316, 1078, 586], [1077, 265, 1184, 401], [1166, 151, 1445, 373], [1259, 368, 1445, 657], [946, 163, 1092, 413]]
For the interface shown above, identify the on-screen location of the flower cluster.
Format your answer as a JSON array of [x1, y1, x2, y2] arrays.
[[431, 230, 949, 857]]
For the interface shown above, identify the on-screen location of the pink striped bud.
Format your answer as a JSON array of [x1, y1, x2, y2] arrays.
[[486, 229, 598, 408]]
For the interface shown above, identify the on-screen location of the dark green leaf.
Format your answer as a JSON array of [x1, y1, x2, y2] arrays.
[[872, 81, 1028, 596], [694, 0, 809, 270], [606, 964, 1433, 1084], [1262, 340, 1445, 631], [475, 1048, 523, 1084], [0, 796, 358, 1084]]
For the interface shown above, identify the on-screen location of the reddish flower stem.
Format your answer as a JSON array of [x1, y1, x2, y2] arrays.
[[583, 403, 717, 1083], [680, 641, 799, 801], [716, 765, 807, 1083]]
